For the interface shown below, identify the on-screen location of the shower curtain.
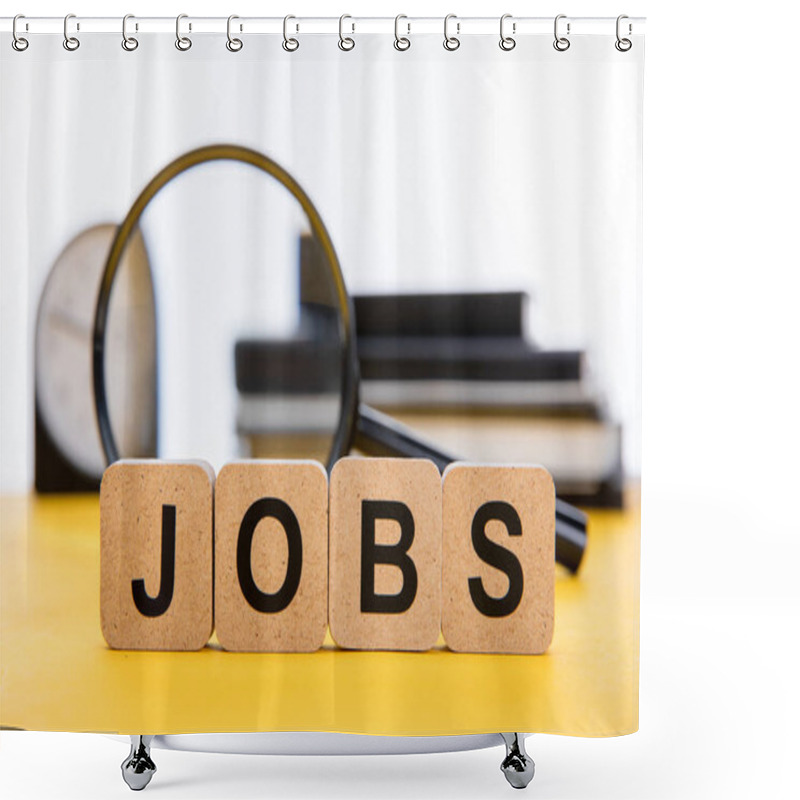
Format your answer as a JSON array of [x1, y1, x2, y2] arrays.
[[0, 16, 643, 739]]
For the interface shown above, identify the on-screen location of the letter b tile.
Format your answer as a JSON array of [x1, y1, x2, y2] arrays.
[[329, 457, 442, 651], [100, 459, 215, 650]]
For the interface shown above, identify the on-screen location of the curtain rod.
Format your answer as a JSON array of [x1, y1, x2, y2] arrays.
[[1, 16, 646, 37]]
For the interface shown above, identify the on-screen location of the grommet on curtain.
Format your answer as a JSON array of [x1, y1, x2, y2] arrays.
[[443, 14, 460, 51], [283, 15, 299, 52], [226, 15, 243, 52], [63, 13, 80, 51], [338, 15, 355, 51], [175, 14, 192, 51], [499, 14, 516, 51], [615, 15, 632, 51], [121, 15, 139, 52], [553, 14, 570, 52], [394, 15, 411, 51], [11, 14, 28, 51]]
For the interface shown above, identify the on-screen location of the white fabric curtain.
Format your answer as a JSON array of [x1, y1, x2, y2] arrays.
[[0, 25, 643, 489]]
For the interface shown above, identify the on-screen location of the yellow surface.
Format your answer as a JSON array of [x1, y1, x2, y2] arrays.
[[0, 494, 639, 737]]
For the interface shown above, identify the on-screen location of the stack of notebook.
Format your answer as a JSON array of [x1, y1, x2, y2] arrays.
[[236, 287, 622, 507], [236, 234, 623, 506], [352, 292, 623, 508]]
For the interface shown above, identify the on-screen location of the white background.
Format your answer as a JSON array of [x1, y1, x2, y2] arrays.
[[1, 1, 799, 799]]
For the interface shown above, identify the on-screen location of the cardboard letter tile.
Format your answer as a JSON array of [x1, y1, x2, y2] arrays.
[[100, 459, 214, 650], [215, 460, 328, 653], [329, 457, 441, 651], [442, 463, 555, 655]]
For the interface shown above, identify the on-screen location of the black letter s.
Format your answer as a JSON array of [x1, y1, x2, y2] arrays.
[[468, 501, 524, 618]]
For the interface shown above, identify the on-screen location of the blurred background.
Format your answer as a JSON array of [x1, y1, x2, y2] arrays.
[[3, 24, 641, 512]]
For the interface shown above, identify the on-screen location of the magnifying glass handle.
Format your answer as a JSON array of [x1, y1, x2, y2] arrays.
[[354, 403, 587, 573]]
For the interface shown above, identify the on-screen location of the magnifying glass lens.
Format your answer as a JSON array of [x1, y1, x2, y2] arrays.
[[106, 158, 346, 471], [233, 234, 345, 465]]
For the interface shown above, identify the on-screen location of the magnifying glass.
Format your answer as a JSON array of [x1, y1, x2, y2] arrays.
[[92, 144, 587, 573]]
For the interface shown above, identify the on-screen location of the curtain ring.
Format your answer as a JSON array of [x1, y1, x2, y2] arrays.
[[615, 14, 632, 52], [499, 14, 516, 51], [283, 15, 299, 52], [226, 15, 243, 52], [63, 13, 80, 51], [553, 14, 570, 51], [443, 13, 460, 51], [12, 15, 29, 52], [338, 14, 355, 51], [175, 14, 192, 51], [122, 14, 139, 51], [394, 14, 411, 51]]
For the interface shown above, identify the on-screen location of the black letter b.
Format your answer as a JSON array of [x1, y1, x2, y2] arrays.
[[360, 500, 418, 614]]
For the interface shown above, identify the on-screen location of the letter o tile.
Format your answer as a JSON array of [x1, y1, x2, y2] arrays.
[[215, 460, 329, 653]]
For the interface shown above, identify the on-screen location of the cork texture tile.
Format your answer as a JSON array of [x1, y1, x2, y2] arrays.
[[329, 457, 442, 651], [100, 459, 215, 651], [215, 460, 328, 653], [442, 463, 555, 654]]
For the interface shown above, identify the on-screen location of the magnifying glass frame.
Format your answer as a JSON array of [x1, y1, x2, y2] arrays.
[[92, 144, 360, 472], [93, 144, 587, 574]]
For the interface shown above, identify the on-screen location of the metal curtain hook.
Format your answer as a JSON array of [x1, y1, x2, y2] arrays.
[[553, 14, 570, 52], [12, 14, 29, 51], [283, 15, 299, 52], [227, 15, 243, 51], [122, 14, 139, 51], [394, 14, 410, 51], [176, 14, 192, 51], [338, 14, 355, 51], [63, 13, 80, 51], [443, 13, 460, 51], [615, 14, 632, 51], [499, 13, 516, 51]]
